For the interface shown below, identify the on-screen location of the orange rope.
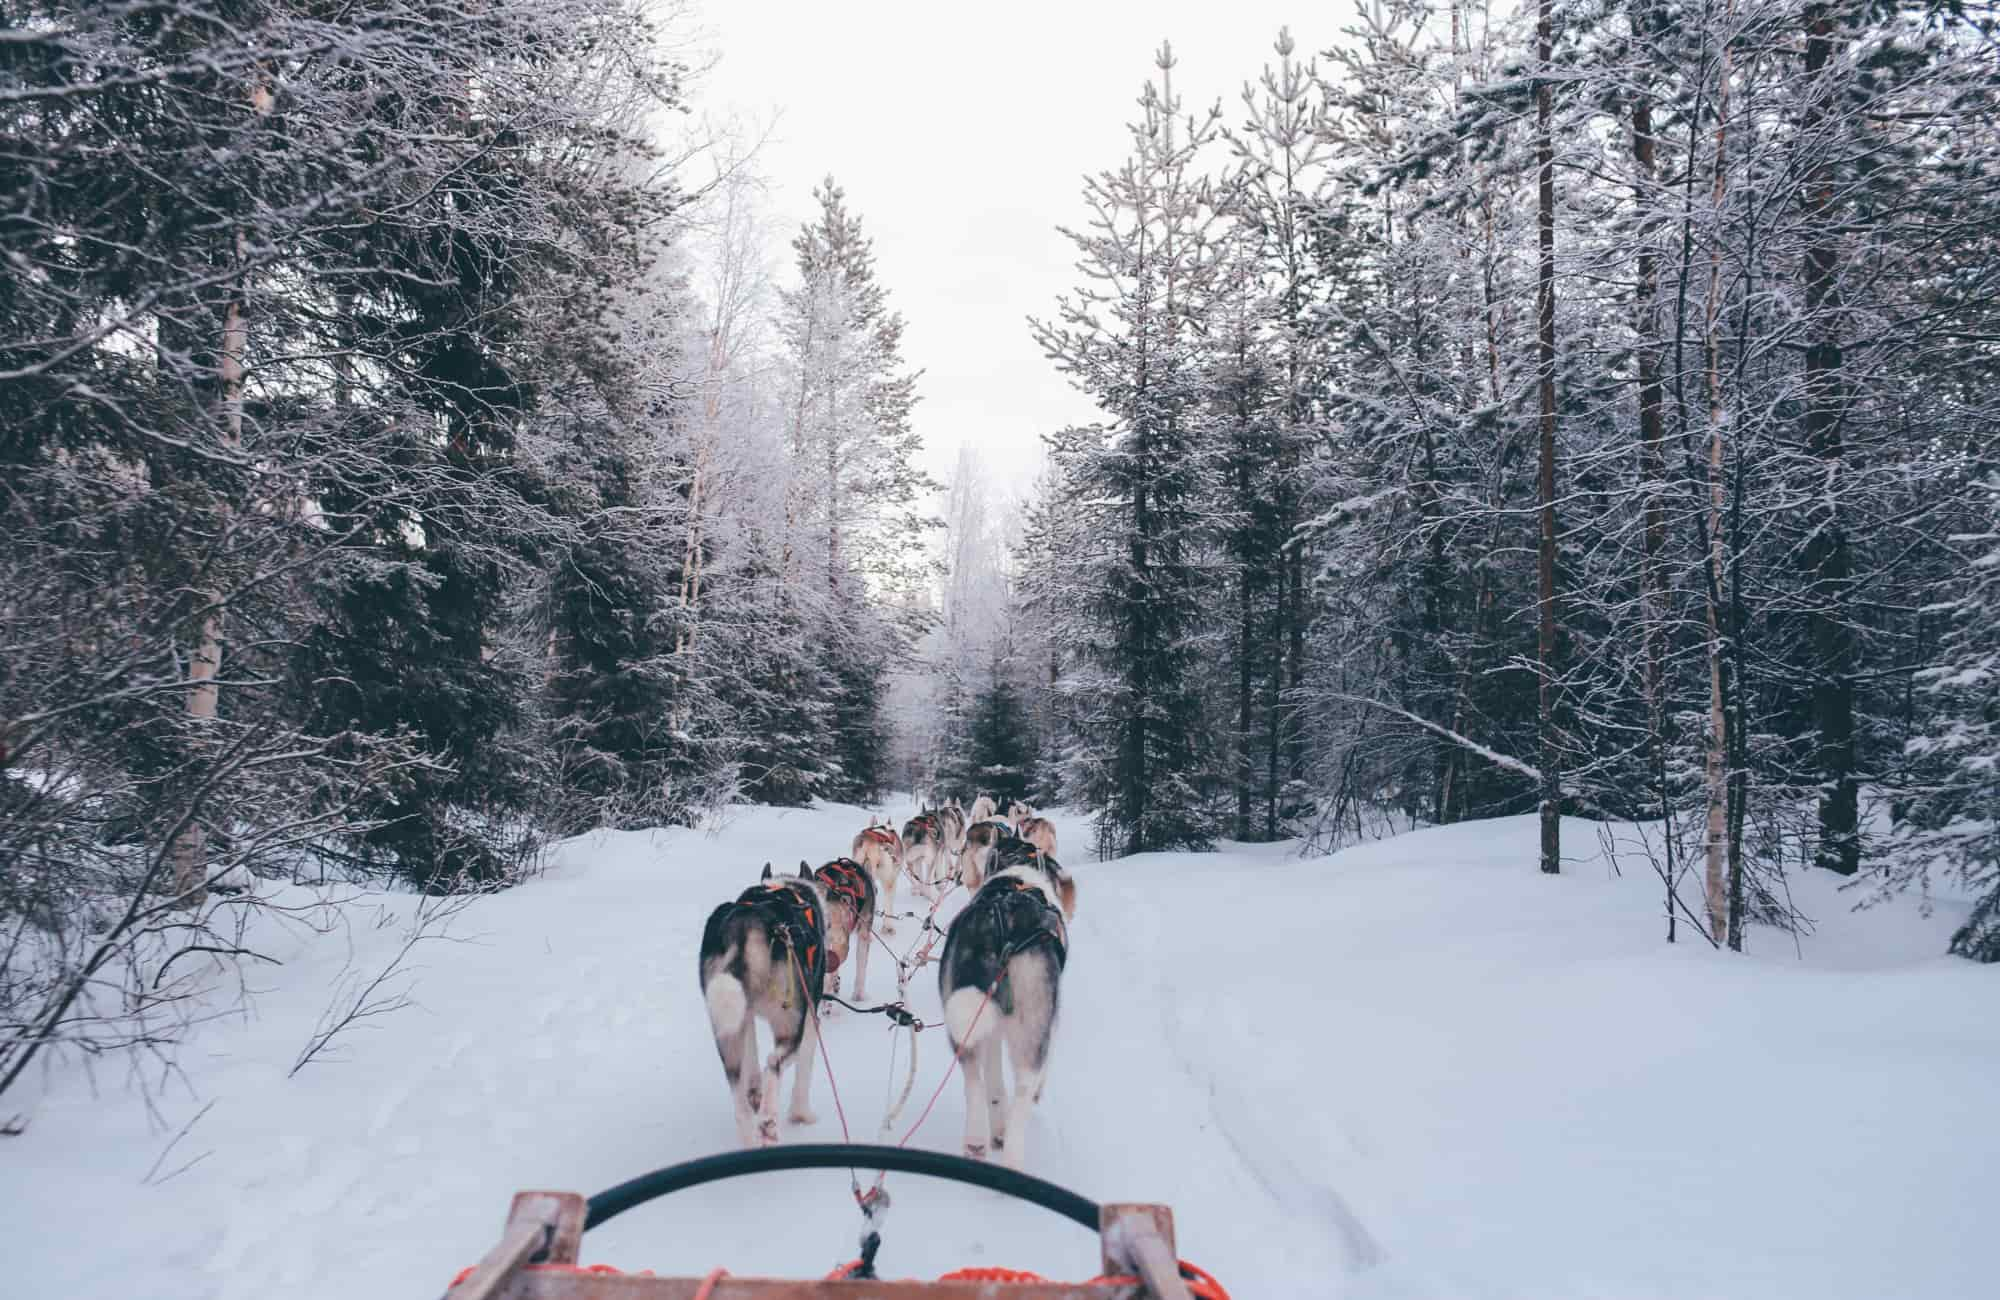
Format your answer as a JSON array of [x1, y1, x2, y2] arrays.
[[691, 1266, 730, 1300]]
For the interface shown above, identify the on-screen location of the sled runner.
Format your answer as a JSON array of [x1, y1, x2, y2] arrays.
[[441, 1143, 1227, 1300]]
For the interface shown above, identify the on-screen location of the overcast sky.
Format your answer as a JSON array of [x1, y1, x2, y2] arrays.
[[686, 0, 1352, 501]]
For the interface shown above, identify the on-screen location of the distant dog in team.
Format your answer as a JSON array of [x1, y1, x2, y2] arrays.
[[902, 808, 949, 898], [940, 837, 1077, 1171], [699, 865, 831, 1146], [1006, 800, 1033, 830], [806, 856, 877, 1005], [934, 801, 968, 865], [1017, 815, 1057, 859], [967, 794, 997, 825], [953, 816, 1020, 891], [851, 818, 905, 932]]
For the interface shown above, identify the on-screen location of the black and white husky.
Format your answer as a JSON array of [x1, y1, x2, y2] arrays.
[[699, 865, 829, 1147], [939, 839, 1077, 1171]]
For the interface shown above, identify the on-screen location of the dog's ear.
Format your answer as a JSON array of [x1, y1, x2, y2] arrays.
[[799, 859, 812, 878], [761, 862, 773, 881]]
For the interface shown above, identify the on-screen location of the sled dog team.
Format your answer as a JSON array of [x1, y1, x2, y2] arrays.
[[697, 797, 1073, 1171]]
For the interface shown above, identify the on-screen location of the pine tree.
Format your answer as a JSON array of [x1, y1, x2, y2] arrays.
[[1032, 44, 1225, 856]]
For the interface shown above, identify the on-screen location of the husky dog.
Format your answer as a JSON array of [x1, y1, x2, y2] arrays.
[[1006, 800, 1034, 831], [1016, 815, 1057, 859], [807, 856, 878, 1005], [851, 819, 905, 932], [902, 809, 947, 896], [967, 794, 997, 824], [935, 800, 968, 861], [699, 865, 829, 1146], [939, 841, 1077, 1170], [953, 817, 1020, 891]]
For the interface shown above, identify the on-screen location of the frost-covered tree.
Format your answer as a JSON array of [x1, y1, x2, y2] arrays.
[[1032, 44, 1225, 856]]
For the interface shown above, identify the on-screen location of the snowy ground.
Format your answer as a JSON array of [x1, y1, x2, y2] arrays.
[[5, 804, 1994, 1298]]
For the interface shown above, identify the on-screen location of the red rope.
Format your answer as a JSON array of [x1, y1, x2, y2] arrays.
[[690, 1266, 730, 1300], [891, 969, 1002, 1148], [786, 945, 853, 1145]]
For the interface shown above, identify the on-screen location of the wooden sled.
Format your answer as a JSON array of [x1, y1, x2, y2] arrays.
[[440, 1144, 1221, 1300]]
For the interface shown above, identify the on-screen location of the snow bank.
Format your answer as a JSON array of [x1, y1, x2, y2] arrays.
[[2, 805, 1992, 1298]]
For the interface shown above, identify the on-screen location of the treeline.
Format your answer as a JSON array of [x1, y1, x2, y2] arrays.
[[1015, 4, 2000, 958], [0, 1, 929, 1095]]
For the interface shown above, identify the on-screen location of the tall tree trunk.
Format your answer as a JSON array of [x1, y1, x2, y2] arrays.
[[1700, 9, 1737, 943], [1801, 2, 1858, 876], [1535, 0, 1562, 875], [172, 76, 272, 905], [1236, 453, 1254, 841], [1634, 2, 1675, 940]]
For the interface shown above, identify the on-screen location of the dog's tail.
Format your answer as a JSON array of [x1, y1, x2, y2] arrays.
[[944, 985, 998, 1054]]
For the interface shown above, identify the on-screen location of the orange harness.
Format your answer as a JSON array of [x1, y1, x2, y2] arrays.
[[738, 880, 822, 981]]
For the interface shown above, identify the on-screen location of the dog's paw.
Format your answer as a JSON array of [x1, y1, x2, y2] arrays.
[[963, 1142, 987, 1160], [758, 1118, 780, 1145], [990, 1134, 1006, 1151], [788, 1106, 819, 1126]]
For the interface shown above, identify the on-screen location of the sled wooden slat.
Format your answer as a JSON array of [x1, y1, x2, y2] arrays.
[[448, 1191, 588, 1300], [492, 1276, 1138, 1299], [1098, 1204, 1191, 1300]]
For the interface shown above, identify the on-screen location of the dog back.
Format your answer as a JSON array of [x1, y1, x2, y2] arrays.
[[902, 810, 939, 847], [812, 856, 876, 923], [940, 870, 1069, 1012], [701, 878, 827, 996]]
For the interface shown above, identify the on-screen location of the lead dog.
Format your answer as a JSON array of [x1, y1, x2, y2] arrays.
[[967, 794, 997, 824], [699, 865, 830, 1147], [851, 819, 905, 932], [939, 839, 1077, 1171]]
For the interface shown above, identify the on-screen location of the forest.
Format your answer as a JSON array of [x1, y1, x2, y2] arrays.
[[5, 0, 2000, 1113]]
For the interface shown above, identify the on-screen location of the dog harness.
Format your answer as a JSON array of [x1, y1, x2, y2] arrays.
[[813, 857, 871, 913], [859, 825, 899, 847], [735, 879, 825, 989], [976, 874, 1069, 968]]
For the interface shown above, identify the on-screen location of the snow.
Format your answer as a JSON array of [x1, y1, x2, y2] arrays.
[[5, 805, 1996, 1298]]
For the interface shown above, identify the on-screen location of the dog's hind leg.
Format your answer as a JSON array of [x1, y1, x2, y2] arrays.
[[877, 858, 900, 936], [785, 1016, 820, 1126], [998, 1063, 1044, 1172], [755, 1025, 799, 1145], [959, 1039, 991, 1160], [726, 1014, 760, 1148], [984, 1033, 1009, 1152], [851, 917, 874, 1005]]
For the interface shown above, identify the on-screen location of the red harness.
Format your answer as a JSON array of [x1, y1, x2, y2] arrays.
[[814, 858, 871, 913], [859, 826, 898, 848]]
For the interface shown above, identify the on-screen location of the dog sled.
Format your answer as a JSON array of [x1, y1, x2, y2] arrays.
[[442, 1142, 1229, 1300]]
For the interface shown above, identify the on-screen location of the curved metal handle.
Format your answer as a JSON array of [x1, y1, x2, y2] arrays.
[[583, 1143, 1102, 1234]]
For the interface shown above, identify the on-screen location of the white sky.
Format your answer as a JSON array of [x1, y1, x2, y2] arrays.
[[683, 0, 1354, 501]]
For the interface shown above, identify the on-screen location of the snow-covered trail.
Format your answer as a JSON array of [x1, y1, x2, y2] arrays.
[[5, 804, 1996, 1299]]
